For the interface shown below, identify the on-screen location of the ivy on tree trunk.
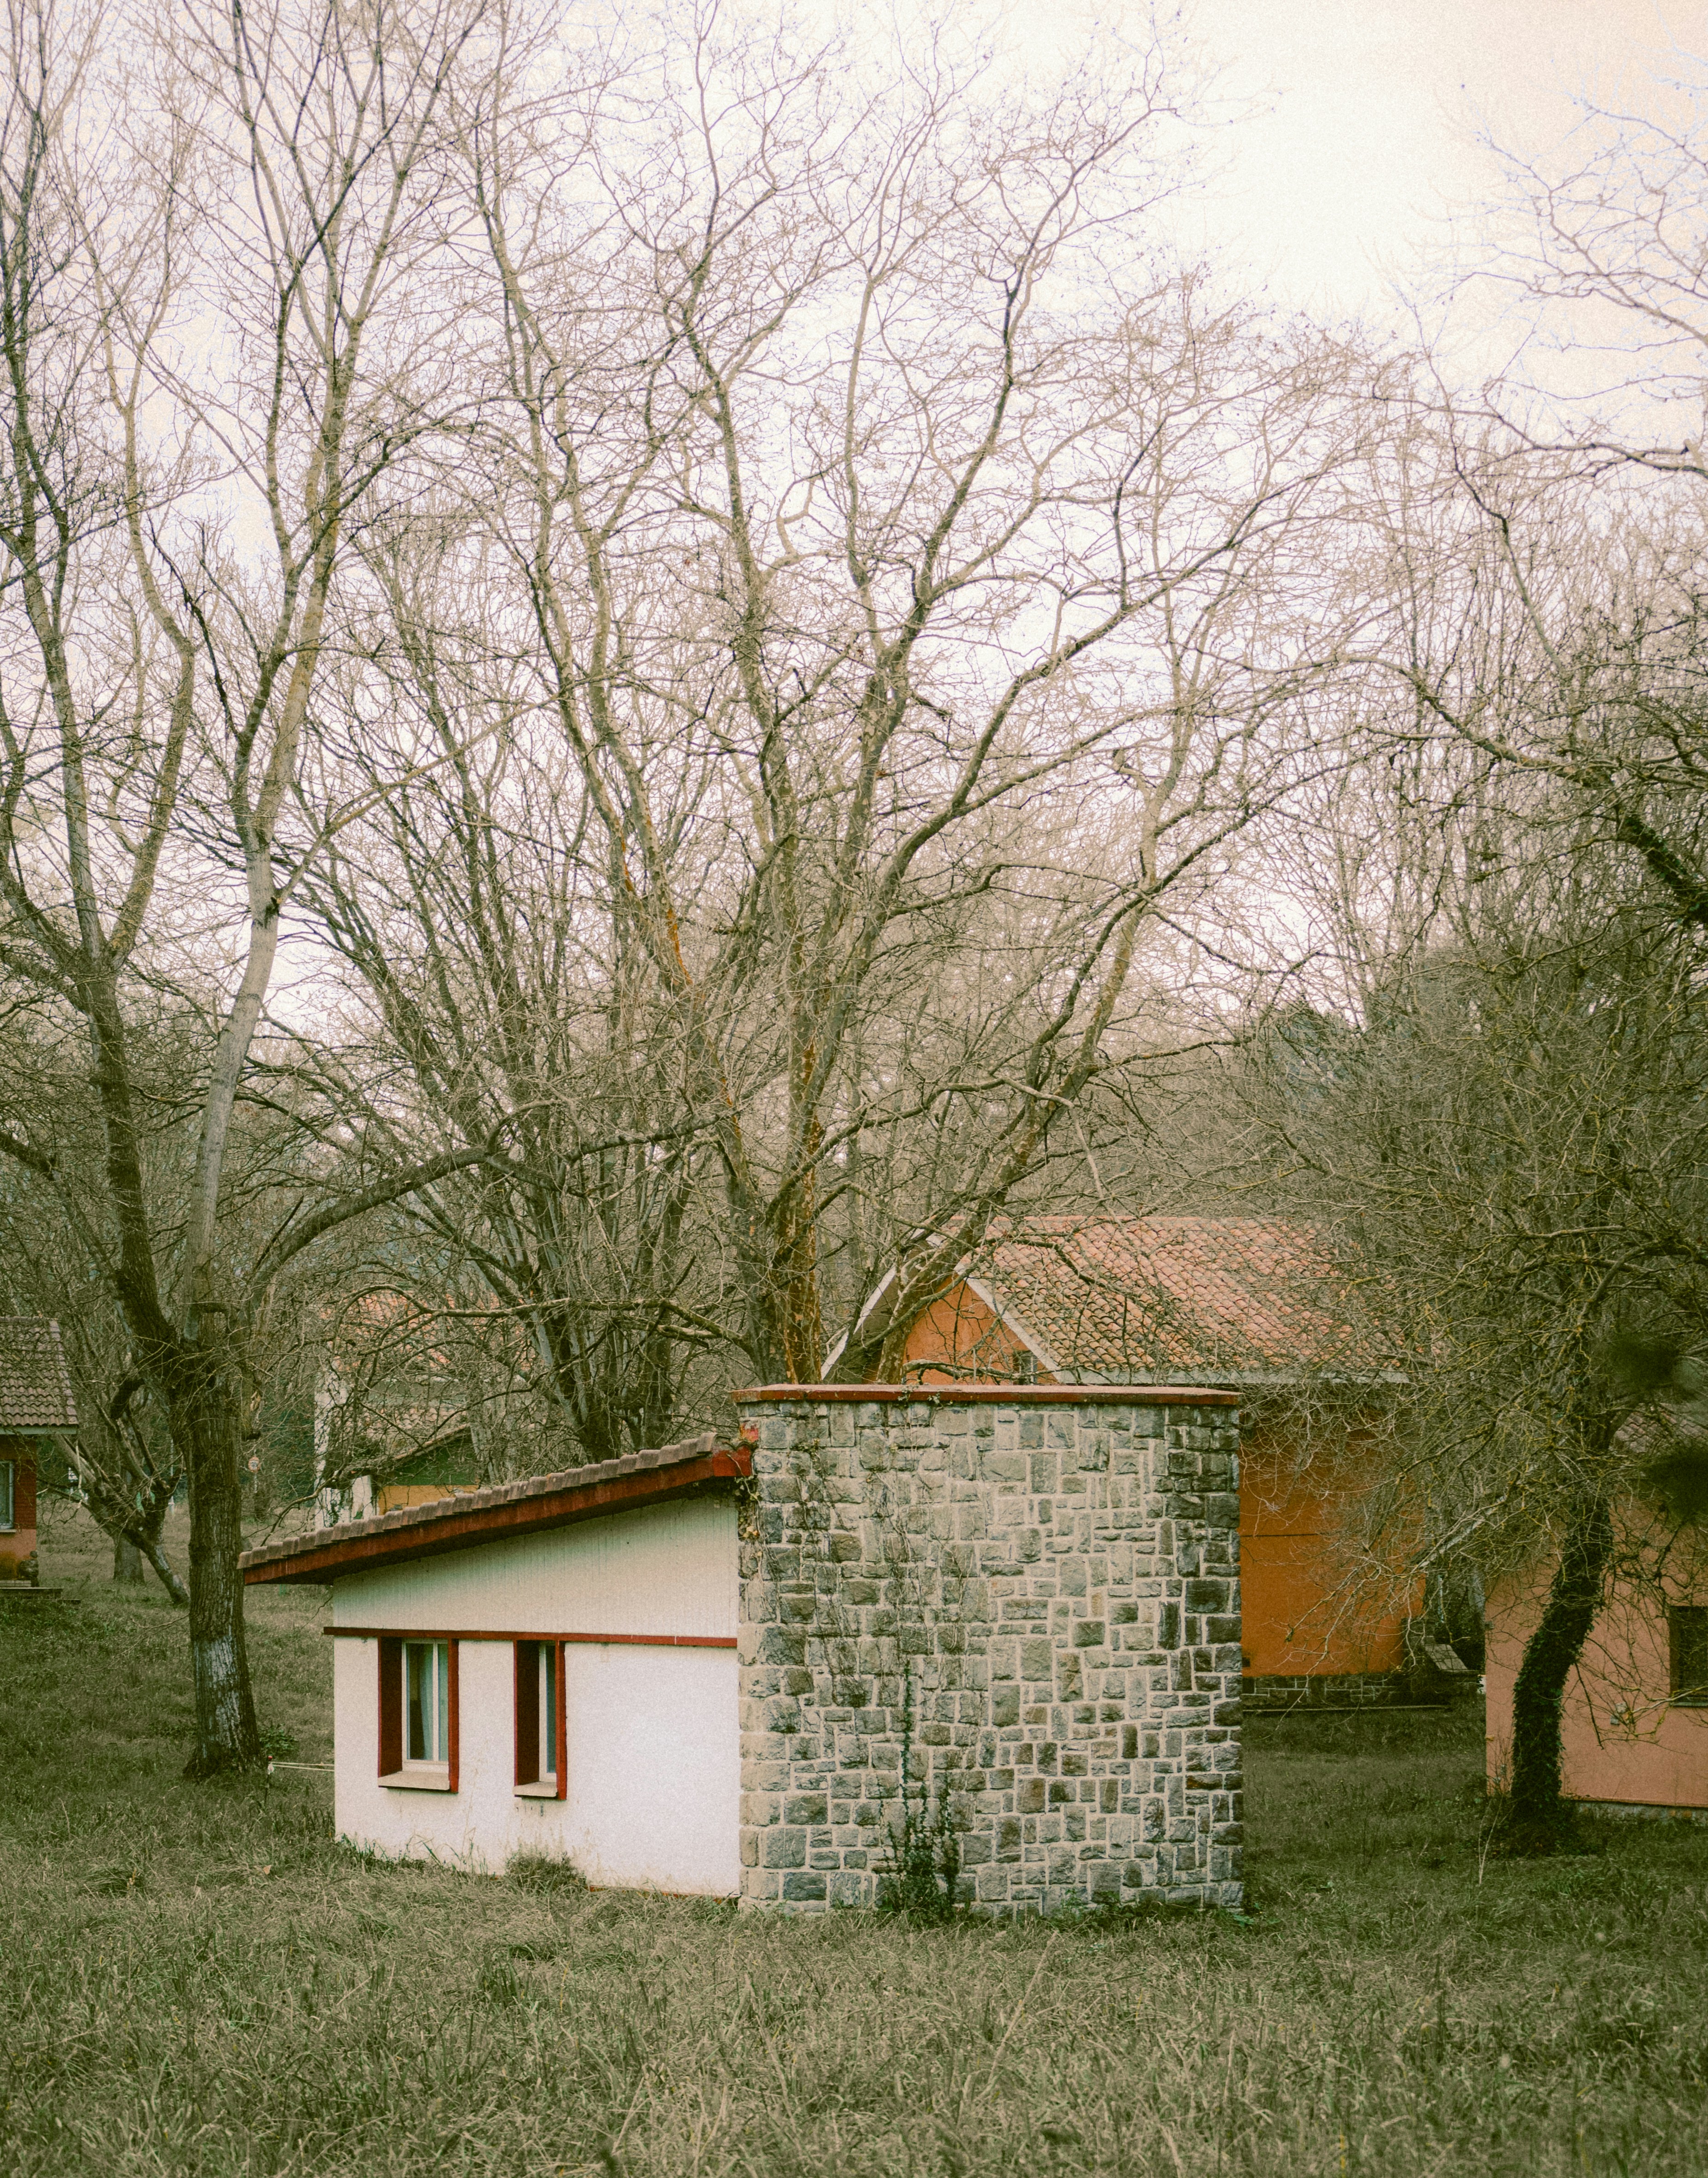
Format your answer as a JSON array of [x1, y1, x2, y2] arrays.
[[1507, 1492, 1613, 1850]]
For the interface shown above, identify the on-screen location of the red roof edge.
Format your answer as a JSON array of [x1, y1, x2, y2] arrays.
[[242, 1442, 753, 1587], [730, 1383, 1240, 1406]]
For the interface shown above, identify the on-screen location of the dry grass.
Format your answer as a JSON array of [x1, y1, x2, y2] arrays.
[[4, 1504, 1708, 2176]]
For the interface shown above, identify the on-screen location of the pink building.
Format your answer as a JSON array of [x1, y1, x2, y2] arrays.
[[1486, 1520, 1708, 1821]]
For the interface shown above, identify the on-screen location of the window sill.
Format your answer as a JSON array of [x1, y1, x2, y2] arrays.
[[379, 1766, 455, 1792], [514, 1779, 560, 1800]]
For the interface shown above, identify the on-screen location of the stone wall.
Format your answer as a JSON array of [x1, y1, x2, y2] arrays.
[[734, 1388, 1242, 1915]]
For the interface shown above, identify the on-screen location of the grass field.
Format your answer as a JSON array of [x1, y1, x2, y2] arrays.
[[4, 1504, 1708, 2177]]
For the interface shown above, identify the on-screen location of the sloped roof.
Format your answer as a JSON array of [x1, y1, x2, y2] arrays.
[[972, 1217, 1396, 1383], [0, 1318, 79, 1434], [241, 1433, 750, 1585]]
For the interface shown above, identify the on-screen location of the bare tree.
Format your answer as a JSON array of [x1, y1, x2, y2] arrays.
[[0, 1051, 188, 1599], [1252, 459, 1708, 1841], [0, 0, 487, 1769], [294, 5, 1371, 1427]]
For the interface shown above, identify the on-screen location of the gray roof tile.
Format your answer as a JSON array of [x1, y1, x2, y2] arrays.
[[239, 1431, 721, 1573], [0, 1318, 79, 1433]]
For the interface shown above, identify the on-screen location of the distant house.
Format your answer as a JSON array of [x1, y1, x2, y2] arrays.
[[1486, 1424, 1708, 1821], [313, 1319, 480, 1526], [242, 1384, 1245, 1912], [0, 1318, 81, 1589], [832, 1217, 1417, 1706], [316, 1427, 481, 1527]]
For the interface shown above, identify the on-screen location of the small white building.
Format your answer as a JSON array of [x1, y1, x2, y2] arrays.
[[243, 1389, 1245, 1913], [245, 1435, 746, 1894]]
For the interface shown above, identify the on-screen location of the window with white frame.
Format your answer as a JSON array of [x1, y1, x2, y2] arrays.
[[405, 1640, 450, 1767]]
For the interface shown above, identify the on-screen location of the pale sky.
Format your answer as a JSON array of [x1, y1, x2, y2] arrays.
[[989, 0, 1697, 332], [1193, 0, 1691, 318]]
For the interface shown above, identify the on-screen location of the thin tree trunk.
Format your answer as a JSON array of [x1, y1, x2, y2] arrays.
[[1507, 1491, 1613, 1850], [173, 1354, 262, 1775], [140, 1531, 190, 1608]]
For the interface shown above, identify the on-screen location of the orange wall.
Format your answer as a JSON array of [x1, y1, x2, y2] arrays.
[[898, 1285, 1047, 1383], [1486, 1550, 1708, 1812], [890, 1281, 1411, 1679], [1239, 1429, 1414, 1678]]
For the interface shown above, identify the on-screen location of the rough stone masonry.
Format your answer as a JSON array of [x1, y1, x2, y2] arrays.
[[734, 1386, 1243, 1915]]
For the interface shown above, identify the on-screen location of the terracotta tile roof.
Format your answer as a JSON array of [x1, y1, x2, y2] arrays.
[[974, 1217, 1395, 1383], [0, 1318, 79, 1433], [241, 1433, 749, 1584]]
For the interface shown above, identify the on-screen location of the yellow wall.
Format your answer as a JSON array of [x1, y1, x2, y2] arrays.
[[374, 1482, 479, 1515]]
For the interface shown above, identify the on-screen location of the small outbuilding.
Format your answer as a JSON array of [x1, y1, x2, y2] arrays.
[[0, 1318, 80, 1590], [242, 1385, 1244, 1912]]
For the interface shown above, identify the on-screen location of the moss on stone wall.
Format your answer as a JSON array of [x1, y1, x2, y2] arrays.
[[736, 1394, 1242, 1914]]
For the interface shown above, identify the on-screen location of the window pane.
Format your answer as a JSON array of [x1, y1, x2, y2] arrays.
[[407, 1643, 429, 1759], [435, 1642, 449, 1762], [1676, 1608, 1708, 1704], [0, 1461, 12, 1530], [541, 1646, 556, 1781]]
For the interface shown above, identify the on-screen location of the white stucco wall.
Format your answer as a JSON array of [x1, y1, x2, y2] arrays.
[[332, 1494, 736, 1637], [329, 1496, 740, 1894]]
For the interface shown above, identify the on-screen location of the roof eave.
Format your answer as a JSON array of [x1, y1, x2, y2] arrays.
[[1054, 1368, 1408, 1390], [242, 1447, 753, 1587]]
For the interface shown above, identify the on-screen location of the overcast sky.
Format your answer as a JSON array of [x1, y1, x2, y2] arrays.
[[1194, 0, 1690, 316], [984, 0, 1696, 343]]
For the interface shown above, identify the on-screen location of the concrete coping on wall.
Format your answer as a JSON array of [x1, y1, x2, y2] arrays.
[[730, 1383, 1240, 1406]]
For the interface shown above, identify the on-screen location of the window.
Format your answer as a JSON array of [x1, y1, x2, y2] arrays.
[[378, 1636, 458, 1788], [1670, 1608, 1708, 1708], [514, 1640, 565, 1798], [406, 1641, 450, 1764], [0, 1459, 12, 1531]]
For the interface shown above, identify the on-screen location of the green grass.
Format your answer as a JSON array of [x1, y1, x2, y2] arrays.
[[5, 1505, 1708, 2176]]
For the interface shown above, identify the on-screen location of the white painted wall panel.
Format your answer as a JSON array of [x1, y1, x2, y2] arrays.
[[559, 1643, 739, 1892], [333, 1636, 739, 1891], [331, 1496, 736, 1637], [328, 1496, 740, 1894]]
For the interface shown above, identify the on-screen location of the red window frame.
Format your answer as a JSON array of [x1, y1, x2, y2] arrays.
[[514, 1639, 566, 1798], [377, 1634, 459, 1789]]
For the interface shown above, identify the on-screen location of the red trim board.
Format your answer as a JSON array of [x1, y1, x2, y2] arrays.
[[328, 1627, 737, 1648]]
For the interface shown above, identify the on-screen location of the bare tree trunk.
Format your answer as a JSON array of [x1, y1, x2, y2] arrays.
[[173, 1352, 261, 1775], [113, 1535, 144, 1584], [140, 1531, 190, 1609], [1506, 1488, 1612, 1851]]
